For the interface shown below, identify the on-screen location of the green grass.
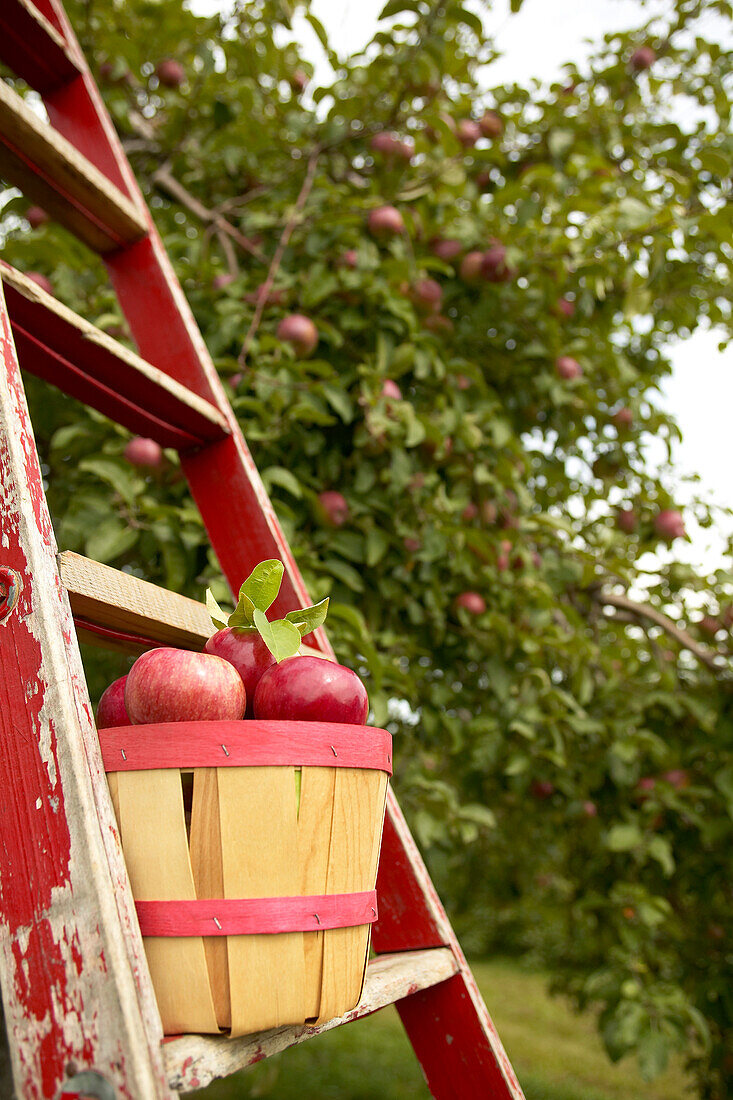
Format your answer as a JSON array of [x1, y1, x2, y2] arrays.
[[192, 959, 695, 1100]]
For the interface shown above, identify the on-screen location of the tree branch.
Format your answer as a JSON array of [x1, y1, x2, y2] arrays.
[[592, 588, 727, 672], [126, 112, 267, 264], [151, 166, 267, 264], [236, 145, 322, 370]]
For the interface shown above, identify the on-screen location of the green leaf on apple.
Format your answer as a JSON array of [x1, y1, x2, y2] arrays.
[[205, 588, 233, 631], [253, 608, 302, 663], [285, 596, 329, 636], [240, 559, 285, 613]]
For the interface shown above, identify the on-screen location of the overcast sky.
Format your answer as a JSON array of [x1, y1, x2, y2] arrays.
[[191, 0, 732, 576]]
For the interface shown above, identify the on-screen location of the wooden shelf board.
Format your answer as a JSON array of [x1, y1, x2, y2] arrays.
[[164, 947, 459, 1094], [60, 552, 327, 659], [0, 78, 147, 252], [2, 263, 229, 449]]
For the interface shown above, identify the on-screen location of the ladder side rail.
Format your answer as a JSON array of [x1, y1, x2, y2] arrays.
[[22, 1, 331, 644], [0, 0, 82, 95], [0, 283, 172, 1100]]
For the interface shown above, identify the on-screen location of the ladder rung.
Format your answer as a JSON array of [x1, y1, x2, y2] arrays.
[[2, 264, 229, 449], [59, 552, 327, 660], [0, 0, 83, 95], [0, 79, 148, 252], [163, 947, 459, 1093], [60, 551, 218, 652]]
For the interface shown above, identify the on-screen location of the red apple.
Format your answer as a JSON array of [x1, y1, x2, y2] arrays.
[[26, 272, 53, 295], [26, 206, 49, 229], [456, 119, 481, 147], [617, 508, 638, 533], [482, 243, 514, 282], [582, 800, 598, 818], [124, 437, 163, 468], [530, 780, 554, 800], [478, 110, 503, 138], [318, 490, 349, 527], [368, 205, 405, 237], [381, 379, 402, 401], [339, 249, 359, 269], [460, 251, 484, 283], [423, 313, 454, 333], [556, 356, 582, 379], [289, 69, 309, 94], [97, 675, 130, 728], [456, 374, 472, 390], [204, 628, 276, 716], [455, 592, 486, 615], [430, 238, 462, 262], [370, 132, 413, 162], [277, 314, 319, 357], [462, 502, 479, 521], [612, 406, 633, 429], [630, 46, 656, 72], [156, 59, 185, 87], [253, 655, 369, 724], [411, 277, 442, 312], [555, 296, 575, 319], [636, 776, 656, 800], [622, 906, 636, 920], [662, 768, 690, 789], [654, 509, 686, 541], [403, 536, 421, 553], [125, 648, 246, 723]]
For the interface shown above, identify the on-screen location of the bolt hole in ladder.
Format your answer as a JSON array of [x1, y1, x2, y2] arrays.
[[0, 2, 525, 1097]]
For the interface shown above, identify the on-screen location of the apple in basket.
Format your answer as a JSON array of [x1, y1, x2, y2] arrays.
[[206, 559, 368, 722], [254, 655, 369, 724], [125, 649, 246, 723]]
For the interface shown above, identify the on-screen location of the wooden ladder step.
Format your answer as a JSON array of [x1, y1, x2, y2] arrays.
[[60, 551, 218, 653], [1, 263, 229, 449], [59, 551, 326, 659], [163, 947, 459, 1094], [0, 0, 82, 95], [0, 79, 148, 252]]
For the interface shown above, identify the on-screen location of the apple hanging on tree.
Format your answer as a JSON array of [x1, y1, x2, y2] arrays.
[[124, 437, 163, 468], [368, 205, 405, 238], [276, 314, 319, 357]]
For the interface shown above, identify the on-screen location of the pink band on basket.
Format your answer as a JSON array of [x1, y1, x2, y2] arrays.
[[99, 720, 392, 775], [135, 890, 378, 937]]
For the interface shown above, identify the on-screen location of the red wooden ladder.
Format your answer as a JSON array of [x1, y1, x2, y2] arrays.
[[0, 3, 525, 1097]]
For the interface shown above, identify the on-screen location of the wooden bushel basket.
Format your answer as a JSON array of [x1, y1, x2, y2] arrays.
[[98, 719, 392, 1036]]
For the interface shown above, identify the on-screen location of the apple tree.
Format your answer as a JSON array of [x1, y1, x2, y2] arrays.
[[3, 0, 733, 1093]]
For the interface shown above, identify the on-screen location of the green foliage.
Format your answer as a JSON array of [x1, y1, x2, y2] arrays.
[[3, 0, 733, 1094]]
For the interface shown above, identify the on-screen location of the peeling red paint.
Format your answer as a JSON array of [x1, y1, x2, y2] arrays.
[[0, 281, 149, 1100]]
